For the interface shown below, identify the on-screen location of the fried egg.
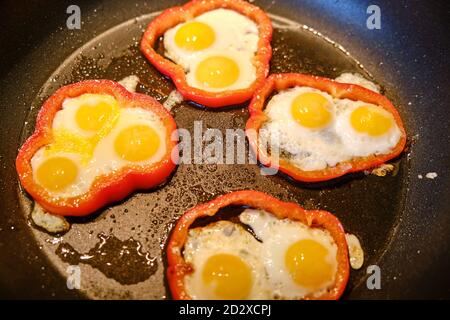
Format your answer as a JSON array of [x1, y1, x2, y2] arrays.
[[31, 202, 69, 233], [163, 8, 259, 92], [260, 86, 401, 171], [183, 220, 269, 300], [345, 233, 364, 270], [335, 99, 401, 157], [240, 209, 338, 299], [335, 72, 380, 93], [183, 208, 344, 300], [31, 93, 167, 198], [53, 94, 119, 138]]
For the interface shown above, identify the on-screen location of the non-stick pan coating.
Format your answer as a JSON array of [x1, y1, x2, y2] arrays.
[[0, 0, 449, 299]]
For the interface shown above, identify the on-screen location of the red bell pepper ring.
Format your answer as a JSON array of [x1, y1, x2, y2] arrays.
[[16, 80, 178, 216], [246, 73, 407, 183], [167, 190, 350, 300], [140, 0, 273, 108]]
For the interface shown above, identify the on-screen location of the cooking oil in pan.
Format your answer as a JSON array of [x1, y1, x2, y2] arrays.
[[17, 12, 408, 299]]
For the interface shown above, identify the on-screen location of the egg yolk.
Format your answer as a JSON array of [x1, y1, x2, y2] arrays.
[[48, 129, 94, 162], [76, 100, 115, 132], [202, 253, 252, 300], [175, 21, 215, 51], [285, 239, 334, 290], [36, 157, 78, 192], [291, 92, 332, 129], [350, 105, 393, 136], [114, 125, 160, 162], [195, 56, 240, 89]]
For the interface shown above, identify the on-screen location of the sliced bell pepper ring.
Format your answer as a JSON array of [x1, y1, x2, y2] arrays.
[[167, 190, 350, 300], [245, 73, 407, 183], [16, 80, 178, 216], [140, 0, 273, 108]]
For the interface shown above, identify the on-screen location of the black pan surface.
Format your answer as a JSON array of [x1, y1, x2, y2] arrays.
[[0, 0, 449, 299]]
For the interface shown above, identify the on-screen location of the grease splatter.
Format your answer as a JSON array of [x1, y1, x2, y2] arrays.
[[56, 233, 157, 285]]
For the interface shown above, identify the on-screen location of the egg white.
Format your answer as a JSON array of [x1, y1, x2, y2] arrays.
[[185, 49, 257, 92], [345, 233, 364, 270], [163, 8, 259, 92], [31, 98, 167, 198], [183, 220, 270, 300], [164, 9, 259, 69], [239, 209, 338, 299], [183, 208, 345, 299], [92, 108, 167, 170], [31, 150, 90, 198], [52, 94, 117, 138], [335, 72, 380, 93], [261, 86, 402, 171], [334, 99, 402, 157], [261, 87, 344, 171]]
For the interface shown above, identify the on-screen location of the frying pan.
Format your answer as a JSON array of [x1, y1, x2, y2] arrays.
[[0, 0, 449, 299]]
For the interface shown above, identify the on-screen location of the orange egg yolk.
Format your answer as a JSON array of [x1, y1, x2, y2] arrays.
[[291, 92, 332, 129], [202, 253, 252, 300], [114, 125, 160, 162], [36, 156, 78, 192], [350, 105, 393, 136], [75, 100, 115, 132], [195, 56, 240, 89], [285, 239, 334, 290], [175, 21, 215, 51]]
